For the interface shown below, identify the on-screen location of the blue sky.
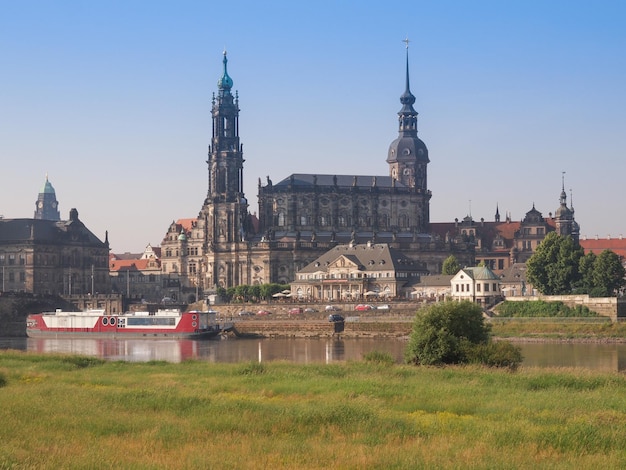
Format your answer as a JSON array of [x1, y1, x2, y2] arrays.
[[2, 1, 626, 253]]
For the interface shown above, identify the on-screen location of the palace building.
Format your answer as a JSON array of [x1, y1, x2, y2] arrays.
[[158, 49, 580, 301], [159, 48, 476, 300]]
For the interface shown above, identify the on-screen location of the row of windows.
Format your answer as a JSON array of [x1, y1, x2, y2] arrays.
[[480, 259, 505, 270], [521, 227, 545, 235], [298, 272, 395, 281], [0, 254, 25, 265], [164, 247, 200, 257], [0, 272, 26, 282], [0, 254, 106, 268], [113, 274, 159, 283], [455, 282, 498, 293], [275, 213, 415, 228]]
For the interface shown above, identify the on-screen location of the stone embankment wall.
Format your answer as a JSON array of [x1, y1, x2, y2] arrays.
[[218, 302, 419, 338], [232, 319, 412, 339], [505, 295, 625, 321], [0, 294, 77, 336]]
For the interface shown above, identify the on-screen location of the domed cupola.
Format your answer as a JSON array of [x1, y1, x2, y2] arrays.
[[217, 50, 233, 92], [387, 40, 429, 191], [555, 187, 572, 218], [554, 173, 578, 242]]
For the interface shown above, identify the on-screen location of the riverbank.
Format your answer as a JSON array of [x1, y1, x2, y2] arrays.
[[1, 351, 625, 468], [230, 315, 626, 343]]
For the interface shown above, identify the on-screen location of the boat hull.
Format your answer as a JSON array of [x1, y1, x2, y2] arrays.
[[26, 309, 222, 340], [25, 329, 220, 340]]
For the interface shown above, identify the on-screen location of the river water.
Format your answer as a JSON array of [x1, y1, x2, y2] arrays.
[[1, 337, 626, 372]]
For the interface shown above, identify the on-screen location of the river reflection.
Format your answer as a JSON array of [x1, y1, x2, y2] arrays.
[[1, 338, 626, 372], [0, 337, 407, 365]]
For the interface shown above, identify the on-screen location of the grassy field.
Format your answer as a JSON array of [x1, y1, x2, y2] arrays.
[[1, 351, 626, 469]]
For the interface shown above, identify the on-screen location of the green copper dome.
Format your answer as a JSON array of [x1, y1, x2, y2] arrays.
[[217, 50, 233, 90]]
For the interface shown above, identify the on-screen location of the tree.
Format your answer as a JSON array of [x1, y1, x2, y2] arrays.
[[574, 252, 596, 294], [442, 255, 460, 275], [591, 250, 626, 297], [526, 232, 584, 295], [405, 301, 491, 365]]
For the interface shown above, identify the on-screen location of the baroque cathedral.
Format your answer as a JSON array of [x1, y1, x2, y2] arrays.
[[159, 48, 476, 294]]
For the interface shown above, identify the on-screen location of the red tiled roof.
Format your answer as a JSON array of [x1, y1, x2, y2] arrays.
[[580, 238, 626, 259], [176, 218, 196, 232], [109, 258, 161, 272]]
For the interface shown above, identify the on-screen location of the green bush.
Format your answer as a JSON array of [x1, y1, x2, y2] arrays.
[[464, 341, 523, 370], [495, 300, 597, 317], [404, 301, 491, 366]]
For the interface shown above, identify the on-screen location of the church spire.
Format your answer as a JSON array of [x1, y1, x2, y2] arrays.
[[398, 37, 418, 137]]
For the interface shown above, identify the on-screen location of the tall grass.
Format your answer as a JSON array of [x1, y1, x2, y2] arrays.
[[1, 350, 626, 468]]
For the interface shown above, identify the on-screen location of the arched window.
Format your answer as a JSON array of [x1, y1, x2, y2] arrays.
[[398, 214, 408, 228], [383, 213, 390, 229], [277, 212, 285, 226]]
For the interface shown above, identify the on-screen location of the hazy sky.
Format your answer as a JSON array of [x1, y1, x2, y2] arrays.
[[2, 1, 626, 253]]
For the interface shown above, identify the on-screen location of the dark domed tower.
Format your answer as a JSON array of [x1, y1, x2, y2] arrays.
[[386, 40, 431, 228], [34, 174, 60, 221], [555, 173, 579, 243]]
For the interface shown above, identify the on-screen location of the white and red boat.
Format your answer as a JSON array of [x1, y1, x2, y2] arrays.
[[26, 309, 222, 340]]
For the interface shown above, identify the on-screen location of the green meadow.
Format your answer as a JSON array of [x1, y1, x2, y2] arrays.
[[1, 351, 626, 469]]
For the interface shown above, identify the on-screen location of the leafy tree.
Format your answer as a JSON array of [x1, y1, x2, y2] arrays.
[[591, 250, 626, 297], [405, 301, 491, 365], [526, 232, 584, 295], [442, 255, 461, 275], [248, 284, 262, 301], [574, 252, 597, 294]]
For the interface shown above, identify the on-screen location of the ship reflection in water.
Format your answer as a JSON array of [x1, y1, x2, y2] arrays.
[[13, 338, 626, 372], [26, 337, 408, 364]]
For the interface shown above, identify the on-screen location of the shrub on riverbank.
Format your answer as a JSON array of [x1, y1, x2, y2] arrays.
[[405, 300, 522, 369], [1, 351, 626, 468], [494, 300, 597, 317]]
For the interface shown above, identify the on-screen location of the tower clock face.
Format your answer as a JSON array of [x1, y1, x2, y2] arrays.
[[38, 201, 43, 208], [52, 202, 57, 208]]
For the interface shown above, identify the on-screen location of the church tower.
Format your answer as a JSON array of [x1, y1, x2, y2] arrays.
[[34, 174, 60, 221], [554, 173, 579, 243], [386, 39, 431, 229], [202, 51, 248, 245], [201, 51, 249, 287]]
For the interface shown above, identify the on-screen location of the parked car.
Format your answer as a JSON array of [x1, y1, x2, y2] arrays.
[[328, 314, 345, 323], [325, 305, 341, 312], [377, 304, 391, 311], [355, 304, 373, 311], [256, 309, 271, 316], [238, 310, 254, 316], [288, 307, 303, 315], [304, 308, 318, 313]]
